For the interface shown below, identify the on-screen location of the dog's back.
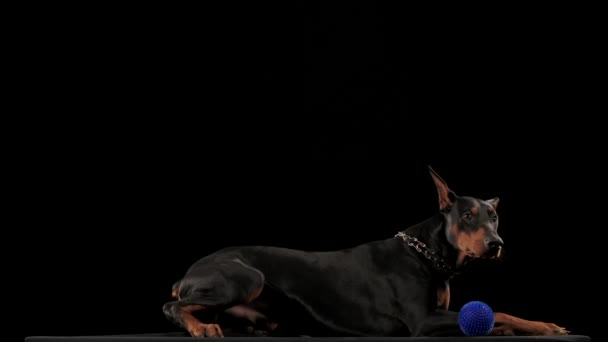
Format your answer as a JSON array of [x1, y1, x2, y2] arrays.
[[171, 239, 428, 336]]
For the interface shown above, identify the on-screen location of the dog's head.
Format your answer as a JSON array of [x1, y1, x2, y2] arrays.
[[428, 166, 504, 264]]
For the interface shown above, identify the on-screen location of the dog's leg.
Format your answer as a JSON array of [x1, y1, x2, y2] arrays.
[[163, 300, 225, 337], [413, 310, 569, 337], [492, 313, 569, 336], [163, 258, 266, 337]]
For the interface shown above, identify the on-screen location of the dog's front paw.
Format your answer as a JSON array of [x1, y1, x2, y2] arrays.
[[491, 325, 515, 335], [535, 322, 569, 336], [548, 323, 570, 335], [189, 323, 224, 338]]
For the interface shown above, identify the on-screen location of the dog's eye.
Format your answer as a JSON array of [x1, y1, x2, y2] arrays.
[[491, 215, 498, 223], [462, 211, 472, 220]]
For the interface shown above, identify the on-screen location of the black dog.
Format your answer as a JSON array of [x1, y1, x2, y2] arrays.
[[163, 167, 569, 337]]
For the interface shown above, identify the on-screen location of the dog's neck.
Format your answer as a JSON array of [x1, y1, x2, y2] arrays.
[[402, 214, 463, 274]]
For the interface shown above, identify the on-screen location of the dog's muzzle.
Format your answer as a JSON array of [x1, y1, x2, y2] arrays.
[[486, 237, 504, 259], [485, 235, 504, 259]]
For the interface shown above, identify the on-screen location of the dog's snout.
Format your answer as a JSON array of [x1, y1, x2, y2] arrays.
[[486, 236, 504, 249], [485, 236, 504, 259], [488, 241, 502, 250]]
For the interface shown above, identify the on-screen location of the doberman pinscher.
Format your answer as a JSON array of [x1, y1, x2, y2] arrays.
[[163, 167, 569, 337]]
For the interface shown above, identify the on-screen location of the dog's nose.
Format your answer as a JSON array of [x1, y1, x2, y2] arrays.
[[486, 236, 504, 249], [488, 241, 502, 251], [486, 236, 504, 259]]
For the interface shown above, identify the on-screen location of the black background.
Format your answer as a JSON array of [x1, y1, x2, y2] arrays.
[[15, 3, 599, 341]]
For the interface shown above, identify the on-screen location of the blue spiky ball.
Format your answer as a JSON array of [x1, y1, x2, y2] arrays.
[[458, 301, 495, 336]]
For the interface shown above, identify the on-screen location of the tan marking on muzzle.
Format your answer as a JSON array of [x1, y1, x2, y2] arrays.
[[450, 223, 467, 264], [453, 225, 488, 257]]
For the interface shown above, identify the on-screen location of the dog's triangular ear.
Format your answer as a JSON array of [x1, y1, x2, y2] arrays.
[[428, 166, 456, 210], [486, 197, 500, 209]]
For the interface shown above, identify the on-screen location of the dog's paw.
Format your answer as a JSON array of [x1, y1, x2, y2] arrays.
[[495, 320, 570, 336], [536, 322, 569, 336], [189, 323, 224, 338], [549, 323, 570, 335], [491, 325, 515, 336]]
